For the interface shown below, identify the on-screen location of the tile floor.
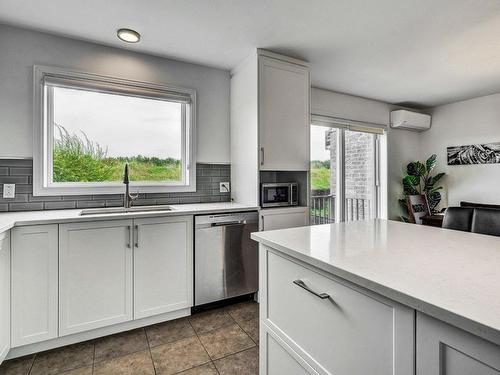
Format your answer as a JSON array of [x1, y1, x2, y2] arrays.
[[0, 301, 259, 375]]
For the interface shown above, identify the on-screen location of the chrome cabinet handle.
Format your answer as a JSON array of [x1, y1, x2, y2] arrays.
[[126, 226, 131, 248], [293, 280, 330, 299], [135, 225, 139, 248], [260, 147, 265, 166]]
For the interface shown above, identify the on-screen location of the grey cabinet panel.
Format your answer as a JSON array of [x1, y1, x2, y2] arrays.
[[417, 312, 500, 375]]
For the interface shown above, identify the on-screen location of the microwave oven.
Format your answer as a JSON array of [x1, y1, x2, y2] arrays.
[[261, 183, 298, 208]]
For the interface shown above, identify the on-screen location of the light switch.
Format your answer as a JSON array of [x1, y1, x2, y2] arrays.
[[2, 184, 15, 198]]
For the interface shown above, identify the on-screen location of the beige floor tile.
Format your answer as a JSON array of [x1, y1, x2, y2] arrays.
[[0, 354, 34, 375], [226, 302, 259, 323], [189, 308, 235, 334], [150, 336, 210, 375], [198, 323, 255, 360], [146, 317, 196, 347], [30, 341, 94, 375], [238, 318, 259, 344], [58, 366, 93, 375], [94, 328, 148, 363], [93, 350, 155, 375], [177, 362, 219, 375], [214, 347, 259, 375]]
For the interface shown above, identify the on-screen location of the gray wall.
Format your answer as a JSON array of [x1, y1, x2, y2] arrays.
[[420, 92, 500, 207], [0, 23, 230, 163], [0, 160, 230, 212]]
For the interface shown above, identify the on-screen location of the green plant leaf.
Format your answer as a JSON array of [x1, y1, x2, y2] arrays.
[[431, 172, 445, 185], [426, 154, 437, 173]]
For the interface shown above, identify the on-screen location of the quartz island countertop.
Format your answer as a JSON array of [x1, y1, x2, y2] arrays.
[[251, 219, 500, 346], [0, 202, 259, 233]]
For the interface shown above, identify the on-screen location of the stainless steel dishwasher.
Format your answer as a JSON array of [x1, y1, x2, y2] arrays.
[[194, 211, 259, 306]]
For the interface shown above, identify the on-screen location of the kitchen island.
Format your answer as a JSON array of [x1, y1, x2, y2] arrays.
[[251, 219, 500, 375]]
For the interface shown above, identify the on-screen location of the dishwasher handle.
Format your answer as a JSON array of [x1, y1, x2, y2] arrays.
[[210, 220, 246, 227]]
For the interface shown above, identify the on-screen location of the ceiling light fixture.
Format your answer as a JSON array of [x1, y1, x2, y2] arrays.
[[117, 28, 141, 43]]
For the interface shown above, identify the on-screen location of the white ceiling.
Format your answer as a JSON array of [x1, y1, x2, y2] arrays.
[[1, 0, 500, 107]]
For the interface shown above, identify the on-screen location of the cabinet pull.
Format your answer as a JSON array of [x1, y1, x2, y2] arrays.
[[260, 215, 264, 231], [135, 225, 139, 248], [126, 226, 131, 248], [260, 147, 265, 166], [293, 279, 330, 299]]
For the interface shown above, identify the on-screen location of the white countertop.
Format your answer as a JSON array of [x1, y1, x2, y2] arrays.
[[251, 219, 500, 346], [0, 202, 259, 233]]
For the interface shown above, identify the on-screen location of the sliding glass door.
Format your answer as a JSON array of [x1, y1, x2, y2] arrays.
[[310, 121, 382, 224], [310, 126, 338, 224]]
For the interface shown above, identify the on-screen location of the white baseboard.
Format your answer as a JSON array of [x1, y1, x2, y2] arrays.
[[6, 308, 190, 360]]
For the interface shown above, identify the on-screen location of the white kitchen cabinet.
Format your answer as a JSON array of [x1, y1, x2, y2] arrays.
[[59, 220, 133, 336], [133, 216, 193, 319], [264, 331, 313, 375], [231, 49, 310, 206], [417, 312, 500, 375], [260, 207, 309, 231], [0, 231, 10, 364], [259, 247, 414, 375], [259, 56, 310, 171], [11, 225, 58, 347]]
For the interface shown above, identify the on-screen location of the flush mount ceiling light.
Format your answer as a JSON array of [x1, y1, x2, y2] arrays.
[[117, 28, 141, 43]]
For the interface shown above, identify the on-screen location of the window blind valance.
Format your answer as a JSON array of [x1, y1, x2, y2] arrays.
[[311, 114, 386, 135], [42, 75, 193, 104]]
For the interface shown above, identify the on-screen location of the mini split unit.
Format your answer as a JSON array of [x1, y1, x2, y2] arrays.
[[390, 110, 431, 131]]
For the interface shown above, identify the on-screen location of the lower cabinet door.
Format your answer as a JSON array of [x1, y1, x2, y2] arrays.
[[59, 220, 133, 336], [133, 216, 193, 319], [11, 225, 58, 347], [0, 232, 10, 363], [417, 312, 500, 375], [260, 207, 309, 231]]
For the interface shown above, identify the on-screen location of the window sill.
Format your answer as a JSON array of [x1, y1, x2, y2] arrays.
[[32, 183, 196, 197]]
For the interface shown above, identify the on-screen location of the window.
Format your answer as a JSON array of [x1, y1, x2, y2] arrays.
[[33, 66, 196, 196], [310, 115, 386, 224]]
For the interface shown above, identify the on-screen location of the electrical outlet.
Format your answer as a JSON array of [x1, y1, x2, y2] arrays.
[[3, 184, 15, 199], [219, 182, 230, 193]]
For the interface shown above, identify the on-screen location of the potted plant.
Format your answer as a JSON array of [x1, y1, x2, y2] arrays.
[[399, 154, 445, 221]]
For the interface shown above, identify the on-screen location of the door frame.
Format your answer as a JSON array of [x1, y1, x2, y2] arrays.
[[310, 115, 385, 223]]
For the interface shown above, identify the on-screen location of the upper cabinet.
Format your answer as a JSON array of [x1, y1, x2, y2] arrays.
[[230, 49, 310, 206], [259, 56, 310, 171]]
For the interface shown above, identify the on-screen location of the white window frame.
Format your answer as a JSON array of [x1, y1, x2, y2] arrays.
[[33, 65, 196, 196], [311, 114, 386, 222]]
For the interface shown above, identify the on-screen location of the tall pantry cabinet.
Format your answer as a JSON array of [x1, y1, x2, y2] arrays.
[[230, 49, 310, 228]]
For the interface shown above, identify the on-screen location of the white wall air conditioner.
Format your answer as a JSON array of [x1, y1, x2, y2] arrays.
[[390, 110, 431, 131]]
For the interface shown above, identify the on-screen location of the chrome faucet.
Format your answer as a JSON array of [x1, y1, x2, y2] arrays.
[[123, 163, 138, 208]]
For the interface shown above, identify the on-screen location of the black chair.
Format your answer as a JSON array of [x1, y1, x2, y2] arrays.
[[471, 208, 500, 237], [442, 207, 474, 232]]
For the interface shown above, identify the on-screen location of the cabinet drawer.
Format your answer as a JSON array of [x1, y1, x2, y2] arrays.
[[264, 329, 316, 375], [265, 250, 414, 375]]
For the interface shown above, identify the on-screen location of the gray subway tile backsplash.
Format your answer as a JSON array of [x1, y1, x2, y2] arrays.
[[0, 160, 231, 212]]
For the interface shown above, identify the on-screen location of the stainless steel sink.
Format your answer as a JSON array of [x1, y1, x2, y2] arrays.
[[80, 205, 174, 216]]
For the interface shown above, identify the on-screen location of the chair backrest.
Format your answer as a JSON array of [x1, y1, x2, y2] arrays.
[[442, 207, 474, 232], [471, 208, 500, 237], [460, 201, 500, 210], [407, 195, 430, 224]]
